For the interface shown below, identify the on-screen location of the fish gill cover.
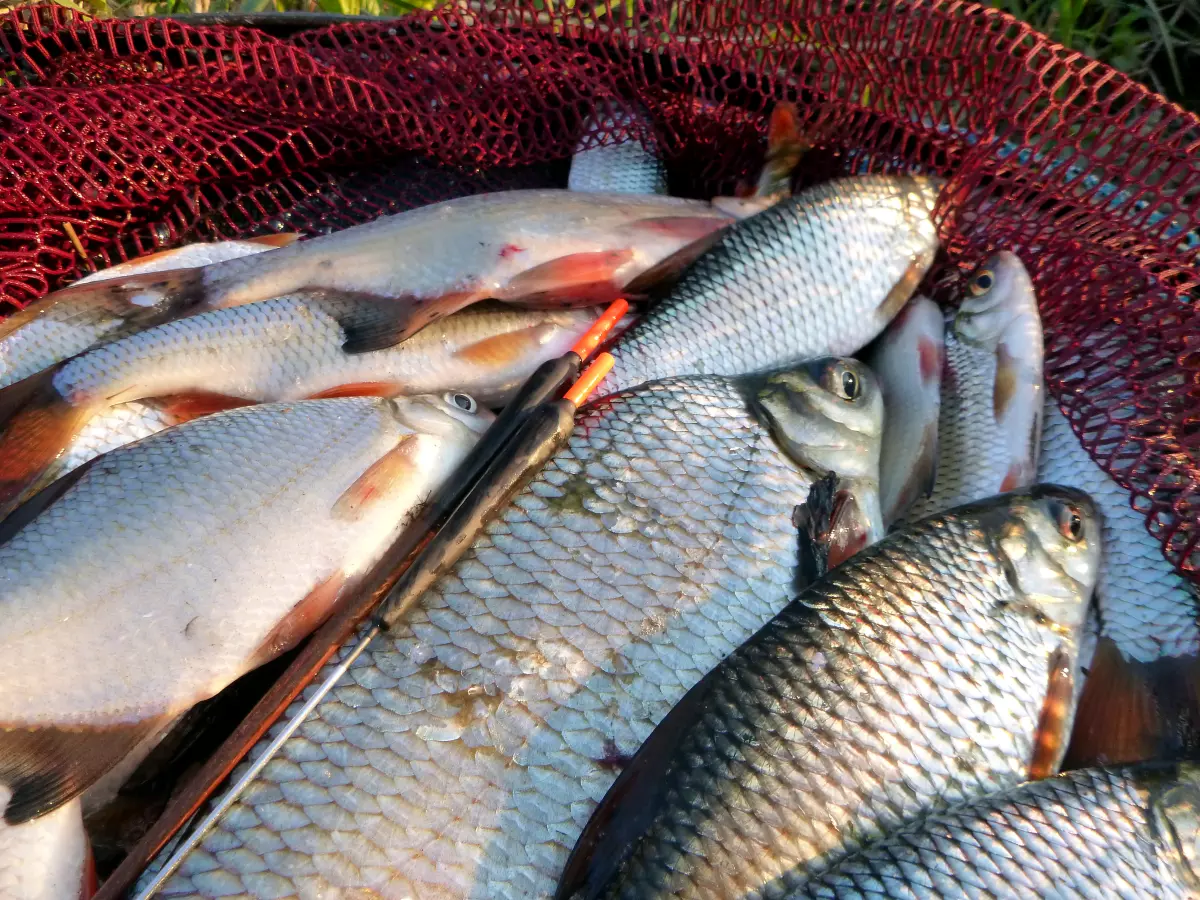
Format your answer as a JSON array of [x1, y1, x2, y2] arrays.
[[0, 0, 1196, 586]]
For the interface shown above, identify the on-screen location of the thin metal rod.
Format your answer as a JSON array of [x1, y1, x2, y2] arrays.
[[130, 623, 381, 900]]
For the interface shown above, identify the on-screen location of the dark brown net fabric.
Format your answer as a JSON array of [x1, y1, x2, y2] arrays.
[[0, 1, 1197, 579]]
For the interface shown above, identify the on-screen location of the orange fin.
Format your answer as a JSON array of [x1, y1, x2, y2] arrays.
[[999, 461, 1027, 493], [251, 571, 348, 669], [243, 233, 301, 249], [453, 323, 559, 366], [1028, 645, 1075, 778], [332, 434, 420, 521], [80, 839, 98, 900], [0, 371, 90, 520], [501, 250, 636, 306], [1063, 639, 1200, 768], [306, 382, 402, 400], [0, 716, 170, 825], [994, 344, 1018, 421], [157, 391, 257, 425], [755, 101, 807, 198]]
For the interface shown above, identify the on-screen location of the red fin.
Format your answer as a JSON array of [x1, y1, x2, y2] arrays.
[[156, 392, 257, 425], [0, 372, 89, 519], [0, 717, 170, 824], [81, 839, 98, 900], [332, 434, 420, 521], [501, 250, 636, 303], [994, 344, 1018, 421], [243, 233, 301, 249], [918, 335, 941, 384], [999, 461, 1026, 492], [453, 323, 558, 366], [251, 571, 348, 669], [1063, 639, 1200, 768], [1028, 645, 1075, 778], [306, 382, 401, 400]]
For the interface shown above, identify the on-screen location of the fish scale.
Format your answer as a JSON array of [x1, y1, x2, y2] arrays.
[[603, 176, 941, 394], [563, 487, 1099, 900], [792, 765, 1197, 899], [1039, 399, 1200, 663], [902, 331, 1008, 522], [144, 375, 836, 900]]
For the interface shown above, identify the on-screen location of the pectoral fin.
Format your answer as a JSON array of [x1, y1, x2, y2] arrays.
[[332, 434, 421, 522], [499, 250, 636, 307]]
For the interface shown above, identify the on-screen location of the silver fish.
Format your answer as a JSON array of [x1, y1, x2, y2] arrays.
[[0, 297, 609, 516], [864, 295, 944, 527], [1040, 399, 1200, 663], [794, 763, 1200, 899], [0, 791, 90, 900], [559, 486, 1100, 899], [0, 235, 297, 391], [14, 191, 730, 383], [568, 102, 669, 195], [602, 175, 944, 394], [0, 393, 493, 826], [142, 358, 884, 900], [901, 251, 1044, 523]]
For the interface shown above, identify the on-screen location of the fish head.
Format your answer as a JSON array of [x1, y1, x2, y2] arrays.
[[1151, 763, 1200, 891], [393, 391, 497, 441], [987, 484, 1101, 636], [749, 357, 885, 544], [953, 251, 1038, 348]]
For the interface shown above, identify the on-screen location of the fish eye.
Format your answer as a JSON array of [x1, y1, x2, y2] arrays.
[[827, 365, 862, 402], [969, 269, 995, 296], [445, 392, 478, 413], [1050, 500, 1084, 542]]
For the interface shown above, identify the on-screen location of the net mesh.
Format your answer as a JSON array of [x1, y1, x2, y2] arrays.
[[0, 1, 1197, 580]]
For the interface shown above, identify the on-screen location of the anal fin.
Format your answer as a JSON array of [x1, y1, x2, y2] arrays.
[[250, 571, 348, 670], [0, 716, 171, 824], [453, 323, 560, 366], [306, 382, 402, 400], [156, 392, 258, 425]]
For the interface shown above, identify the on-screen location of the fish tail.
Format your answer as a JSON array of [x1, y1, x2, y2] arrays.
[[1064, 637, 1200, 767], [754, 101, 807, 199], [47, 266, 206, 328], [0, 369, 91, 517]]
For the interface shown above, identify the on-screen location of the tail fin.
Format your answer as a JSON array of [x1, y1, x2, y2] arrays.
[[754, 101, 808, 199], [1063, 637, 1200, 767], [0, 367, 90, 521]]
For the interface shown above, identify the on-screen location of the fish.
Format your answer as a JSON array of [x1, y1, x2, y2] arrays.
[[0, 298, 614, 516], [864, 295, 944, 527], [900, 251, 1044, 524], [14, 191, 732, 380], [558, 485, 1101, 900], [567, 102, 669, 195], [602, 175, 944, 394], [793, 763, 1200, 899], [1039, 398, 1200, 768], [0, 791, 92, 900], [0, 235, 297, 391], [0, 393, 493, 825], [141, 358, 885, 900]]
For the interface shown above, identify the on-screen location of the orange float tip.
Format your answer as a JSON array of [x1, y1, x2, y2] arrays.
[[565, 352, 614, 407], [570, 298, 629, 362]]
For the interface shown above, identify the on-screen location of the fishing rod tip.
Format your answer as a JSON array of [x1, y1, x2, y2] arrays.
[[564, 352, 614, 407]]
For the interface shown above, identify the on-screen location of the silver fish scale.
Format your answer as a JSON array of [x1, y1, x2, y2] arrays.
[[903, 332, 1007, 523], [603, 176, 940, 394], [601, 516, 1062, 899], [568, 141, 668, 195], [794, 767, 1188, 899], [151, 376, 816, 900], [1039, 401, 1200, 662]]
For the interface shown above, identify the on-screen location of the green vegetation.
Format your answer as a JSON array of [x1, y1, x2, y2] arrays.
[[32, 0, 1200, 108]]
